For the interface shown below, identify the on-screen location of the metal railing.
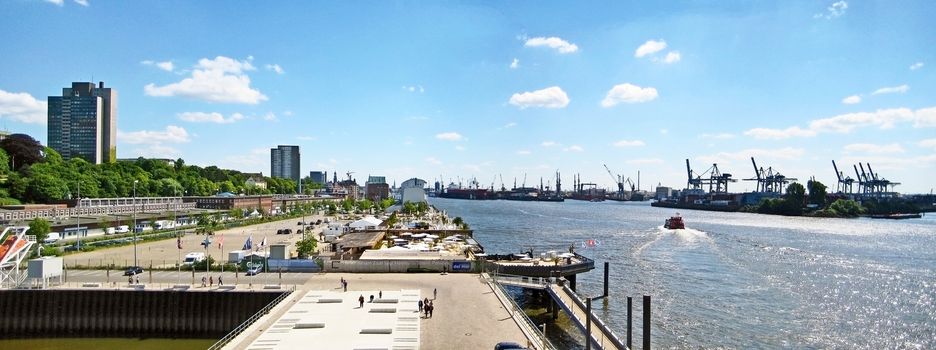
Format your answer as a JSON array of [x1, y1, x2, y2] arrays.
[[483, 272, 558, 350], [207, 288, 294, 350], [553, 283, 628, 350]]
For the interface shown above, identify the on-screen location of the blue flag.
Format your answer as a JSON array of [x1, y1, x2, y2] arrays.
[[243, 236, 253, 251], [201, 236, 211, 248]]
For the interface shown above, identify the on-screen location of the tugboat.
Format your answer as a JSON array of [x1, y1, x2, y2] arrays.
[[664, 213, 685, 229]]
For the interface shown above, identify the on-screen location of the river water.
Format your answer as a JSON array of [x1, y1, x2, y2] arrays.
[[431, 198, 936, 349]]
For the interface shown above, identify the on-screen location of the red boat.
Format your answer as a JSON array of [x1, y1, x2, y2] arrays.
[[664, 214, 685, 229]]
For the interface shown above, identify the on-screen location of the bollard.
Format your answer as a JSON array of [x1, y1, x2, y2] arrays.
[[643, 295, 651, 350], [627, 296, 632, 349]]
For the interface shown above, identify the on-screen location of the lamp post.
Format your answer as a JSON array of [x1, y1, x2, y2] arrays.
[[75, 181, 81, 251], [133, 180, 139, 267]]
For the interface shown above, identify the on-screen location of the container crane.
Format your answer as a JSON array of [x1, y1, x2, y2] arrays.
[[603, 164, 625, 197]]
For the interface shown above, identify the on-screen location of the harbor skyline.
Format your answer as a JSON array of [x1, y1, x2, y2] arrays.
[[1, 1, 935, 192]]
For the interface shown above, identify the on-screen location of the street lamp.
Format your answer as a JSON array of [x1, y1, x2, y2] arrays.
[[133, 180, 139, 267]]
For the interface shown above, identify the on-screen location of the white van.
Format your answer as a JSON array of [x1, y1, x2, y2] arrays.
[[106, 227, 116, 235], [43, 232, 61, 244], [117, 225, 130, 233], [183, 252, 206, 265]]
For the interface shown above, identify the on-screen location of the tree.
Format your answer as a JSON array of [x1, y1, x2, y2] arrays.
[[28, 218, 51, 242], [828, 199, 864, 217], [1, 134, 44, 171], [807, 180, 828, 207], [296, 237, 318, 258]]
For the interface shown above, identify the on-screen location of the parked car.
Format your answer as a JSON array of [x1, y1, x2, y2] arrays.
[[123, 266, 144, 276], [246, 266, 262, 276], [284, 228, 292, 234], [43, 232, 61, 244], [276, 229, 285, 235], [183, 252, 206, 265]]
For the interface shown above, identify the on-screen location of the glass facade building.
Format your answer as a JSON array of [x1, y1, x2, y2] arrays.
[[271, 145, 301, 183], [47, 82, 117, 164]]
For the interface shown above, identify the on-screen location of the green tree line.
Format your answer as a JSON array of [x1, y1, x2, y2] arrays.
[[0, 134, 301, 204]]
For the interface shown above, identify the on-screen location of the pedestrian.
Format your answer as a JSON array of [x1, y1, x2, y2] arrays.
[[379, 290, 383, 299], [209, 276, 214, 286], [369, 295, 374, 303], [218, 276, 223, 286], [201, 276, 207, 287], [358, 295, 365, 308], [418, 299, 424, 312], [128, 276, 133, 285], [343, 280, 348, 292], [428, 301, 434, 318], [424, 304, 430, 318], [433, 288, 437, 299], [135, 275, 140, 284]]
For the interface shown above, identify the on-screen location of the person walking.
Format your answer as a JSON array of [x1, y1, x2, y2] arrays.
[[128, 276, 133, 285], [433, 288, 437, 299], [379, 290, 383, 299], [209, 276, 214, 287], [418, 299, 424, 313], [343, 280, 348, 292], [358, 295, 365, 308], [428, 301, 434, 318], [218, 276, 223, 286], [135, 275, 140, 284], [201, 276, 207, 287]]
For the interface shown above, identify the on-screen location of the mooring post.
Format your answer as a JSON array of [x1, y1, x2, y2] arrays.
[[643, 295, 651, 350], [585, 298, 592, 350], [627, 296, 632, 349], [603, 262, 609, 298]]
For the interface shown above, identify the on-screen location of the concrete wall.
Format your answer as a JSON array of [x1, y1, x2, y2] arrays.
[[324, 259, 477, 273], [0, 290, 284, 339]]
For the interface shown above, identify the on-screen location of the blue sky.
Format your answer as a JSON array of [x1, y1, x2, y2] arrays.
[[1, 0, 934, 193]]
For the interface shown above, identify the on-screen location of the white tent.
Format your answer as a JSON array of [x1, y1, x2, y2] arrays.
[[348, 216, 383, 230]]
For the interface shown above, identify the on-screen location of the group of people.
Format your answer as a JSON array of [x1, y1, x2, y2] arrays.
[[419, 297, 435, 318], [339, 277, 348, 292], [201, 275, 223, 287]]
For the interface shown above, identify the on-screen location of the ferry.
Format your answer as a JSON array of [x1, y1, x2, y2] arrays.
[[664, 214, 685, 229]]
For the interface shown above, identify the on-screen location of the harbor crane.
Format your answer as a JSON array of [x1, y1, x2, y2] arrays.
[[603, 164, 625, 197], [743, 157, 796, 193], [854, 162, 900, 196], [832, 160, 855, 193], [686, 159, 737, 193]]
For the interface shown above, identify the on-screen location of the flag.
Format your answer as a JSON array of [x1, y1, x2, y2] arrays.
[[259, 236, 267, 250], [177, 236, 182, 250], [201, 236, 211, 248], [243, 236, 253, 251], [217, 234, 224, 249]]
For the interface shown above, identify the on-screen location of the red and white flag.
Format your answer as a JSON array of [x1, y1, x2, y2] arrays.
[[177, 235, 182, 250], [217, 234, 224, 249]]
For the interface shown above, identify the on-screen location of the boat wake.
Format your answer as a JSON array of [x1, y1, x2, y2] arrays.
[[658, 226, 709, 242]]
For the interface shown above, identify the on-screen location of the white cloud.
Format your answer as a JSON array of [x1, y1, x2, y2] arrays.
[[425, 157, 442, 165], [435, 132, 464, 141], [0, 89, 47, 124], [129, 144, 180, 159], [871, 85, 909, 95], [663, 51, 681, 64], [509, 86, 570, 109], [283, 110, 293, 116], [744, 126, 818, 139], [918, 138, 936, 150], [842, 95, 861, 104], [815, 1, 848, 19], [45, 0, 63, 5], [73, 0, 88, 6], [746, 107, 936, 139], [144, 56, 266, 104], [510, 58, 519, 69], [503, 122, 517, 129], [564, 145, 584, 152], [626, 158, 664, 165], [516, 150, 531, 155], [601, 83, 658, 107], [910, 62, 924, 70], [635, 40, 667, 58], [455, 145, 466, 151], [118, 125, 190, 145], [177, 112, 245, 124], [700, 133, 735, 140], [843, 143, 904, 154], [612, 139, 645, 147], [403, 85, 425, 93], [524, 36, 578, 54], [541, 141, 558, 147], [262, 112, 278, 122], [264, 64, 284, 74], [296, 136, 316, 141]]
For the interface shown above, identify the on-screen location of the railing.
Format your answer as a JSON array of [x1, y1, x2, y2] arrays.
[[483, 272, 558, 350], [207, 288, 294, 350], [553, 283, 628, 350]]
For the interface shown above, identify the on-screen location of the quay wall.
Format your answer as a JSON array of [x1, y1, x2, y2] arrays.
[[0, 290, 284, 339]]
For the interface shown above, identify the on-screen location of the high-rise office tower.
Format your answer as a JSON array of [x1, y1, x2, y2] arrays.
[[47, 81, 117, 164], [271, 145, 301, 183], [309, 171, 326, 185]]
